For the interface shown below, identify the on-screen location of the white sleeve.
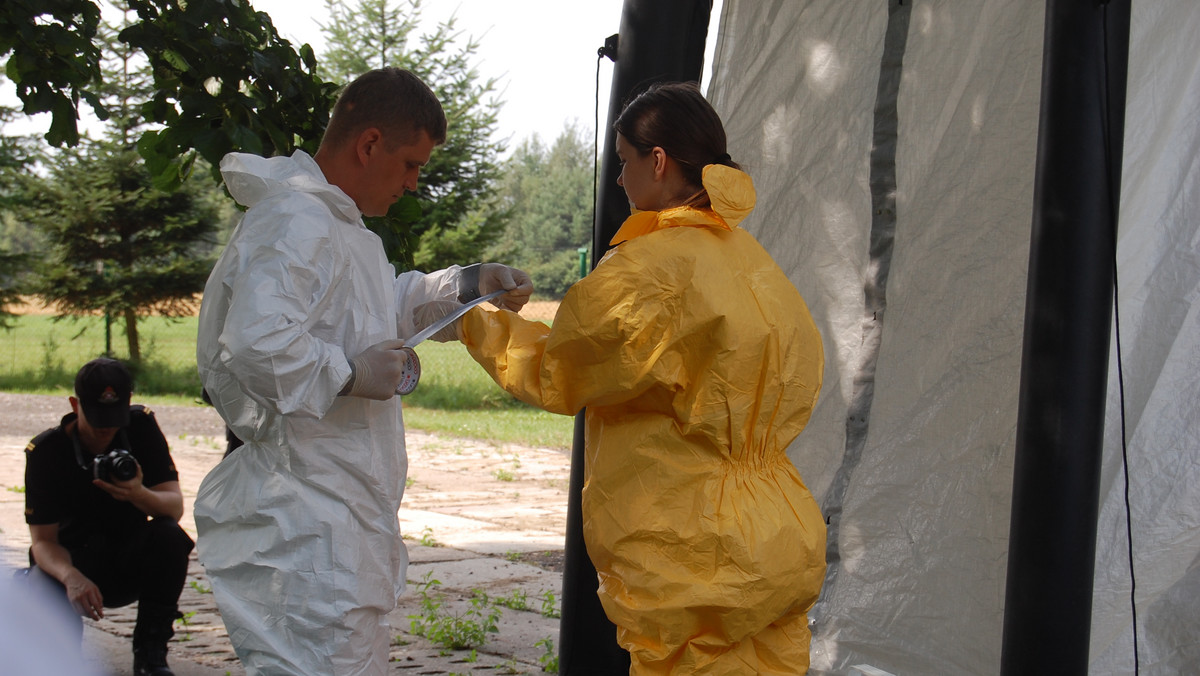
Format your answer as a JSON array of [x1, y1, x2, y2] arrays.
[[216, 209, 353, 419], [394, 265, 465, 339]]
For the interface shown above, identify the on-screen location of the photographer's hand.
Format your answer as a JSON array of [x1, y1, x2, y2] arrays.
[[92, 463, 142, 494], [29, 525, 104, 620], [92, 462, 144, 502], [95, 462, 185, 521], [64, 568, 105, 620]]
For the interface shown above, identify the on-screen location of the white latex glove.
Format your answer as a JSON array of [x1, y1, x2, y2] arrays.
[[478, 263, 534, 312], [344, 339, 410, 400], [412, 300, 463, 343]]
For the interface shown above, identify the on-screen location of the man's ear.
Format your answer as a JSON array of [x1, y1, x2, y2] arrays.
[[355, 127, 384, 165]]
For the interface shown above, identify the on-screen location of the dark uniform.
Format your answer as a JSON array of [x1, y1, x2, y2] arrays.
[[24, 405, 194, 661]]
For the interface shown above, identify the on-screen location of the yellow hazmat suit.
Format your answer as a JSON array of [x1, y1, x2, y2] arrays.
[[460, 166, 827, 674]]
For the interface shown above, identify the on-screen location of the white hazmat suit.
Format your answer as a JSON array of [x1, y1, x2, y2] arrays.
[[194, 150, 462, 675]]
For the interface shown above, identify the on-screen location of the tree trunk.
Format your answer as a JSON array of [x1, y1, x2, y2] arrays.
[[124, 308, 140, 363]]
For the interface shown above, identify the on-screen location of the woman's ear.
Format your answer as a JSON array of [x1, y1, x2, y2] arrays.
[[650, 146, 670, 180]]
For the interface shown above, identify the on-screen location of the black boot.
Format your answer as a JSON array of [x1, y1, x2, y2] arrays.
[[132, 601, 181, 676], [132, 644, 174, 676]]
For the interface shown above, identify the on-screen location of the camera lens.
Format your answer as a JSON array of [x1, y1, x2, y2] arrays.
[[94, 449, 138, 482], [110, 452, 138, 481]]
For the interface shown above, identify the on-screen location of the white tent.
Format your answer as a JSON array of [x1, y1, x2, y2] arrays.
[[703, 1, 1198, 673]]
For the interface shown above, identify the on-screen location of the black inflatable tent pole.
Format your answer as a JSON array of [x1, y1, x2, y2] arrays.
[[558, 1, 712, 673], [1001, 1, 1130, 673]]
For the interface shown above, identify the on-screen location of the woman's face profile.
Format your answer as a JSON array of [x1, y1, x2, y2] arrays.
[[615, 133, 659, 211]]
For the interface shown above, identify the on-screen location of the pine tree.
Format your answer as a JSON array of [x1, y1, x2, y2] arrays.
[[0, 90, 47, 327], [318, 0, 506, 270], [488, 123, 595, 298], [19, 10, 222, 362]]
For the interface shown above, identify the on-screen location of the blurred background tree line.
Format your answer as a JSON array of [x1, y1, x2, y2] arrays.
[[0, 0, 594, 363]]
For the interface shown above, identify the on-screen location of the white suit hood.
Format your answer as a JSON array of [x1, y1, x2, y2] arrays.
[[219, 150, 363, 223]]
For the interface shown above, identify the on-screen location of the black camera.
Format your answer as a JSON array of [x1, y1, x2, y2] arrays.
[[94, 448, 138, 483]]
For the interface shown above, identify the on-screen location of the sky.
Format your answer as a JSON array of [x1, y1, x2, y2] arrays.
[[3, 0, 724, 156], [253, 0, 626, 150], [253, 0, 724, 152]]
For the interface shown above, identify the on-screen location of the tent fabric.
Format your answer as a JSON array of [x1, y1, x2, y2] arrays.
[[1091, 2, 1200, 673], [706, 0, 1198, 673]]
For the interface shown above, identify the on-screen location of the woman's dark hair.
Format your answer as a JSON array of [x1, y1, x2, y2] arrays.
[[322, 68, 447, 151], [614, 81, 739, 207]]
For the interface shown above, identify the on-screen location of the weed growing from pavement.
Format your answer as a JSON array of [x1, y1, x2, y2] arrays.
[[536, 636, 560, 673], [418, 526, 438, 547], [175, 610, 197, 641], [189, 580, 211, 594], [540, 590, 561, 618], [494, 468, 516, 481], [403, 525, 440, 547], [178, 434, 222, 451], [6, 485, 25, 493], [493, 588, 529, 611], [496, 658, 522, 674], [407, 573, 501, 654]]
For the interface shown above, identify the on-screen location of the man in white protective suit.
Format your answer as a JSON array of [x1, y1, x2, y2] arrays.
[[193, 67, 533, 675]]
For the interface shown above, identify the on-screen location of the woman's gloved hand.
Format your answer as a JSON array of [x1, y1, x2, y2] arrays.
[[343, 339, 410, 400], [479, 263, 533, 311], [411, 300, 463, 343], [458, 263, 534, 312]]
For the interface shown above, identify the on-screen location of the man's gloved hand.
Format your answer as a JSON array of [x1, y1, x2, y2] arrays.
[[344, 339, 410, 400], [412, 300, 463, 343], [459, 263, 533, 311]]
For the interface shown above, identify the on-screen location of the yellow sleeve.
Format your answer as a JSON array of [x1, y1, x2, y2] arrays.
[[460, 243, 693, 416]]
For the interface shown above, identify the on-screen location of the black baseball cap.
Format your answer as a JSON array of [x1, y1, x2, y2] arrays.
[[74, 358, 133, 428]]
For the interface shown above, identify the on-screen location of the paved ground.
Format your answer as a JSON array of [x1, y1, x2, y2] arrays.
[[0, 392, 573, 675]]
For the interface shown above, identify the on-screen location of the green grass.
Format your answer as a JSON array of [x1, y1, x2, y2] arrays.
[[0, 314, 201, 396], [0, 313, 573, 450], [402, 340, 574, 449], [403, 406, 572, 449]]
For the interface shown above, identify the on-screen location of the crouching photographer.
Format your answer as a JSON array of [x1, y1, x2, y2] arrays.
[[23, 358, 194, 676]]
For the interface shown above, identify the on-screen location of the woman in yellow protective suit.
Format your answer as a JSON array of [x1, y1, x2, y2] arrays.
[[459, 82, 826, 674]]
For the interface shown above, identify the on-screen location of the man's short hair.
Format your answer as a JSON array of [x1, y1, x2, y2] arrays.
[[321, 68, 448, 151], [75, 358, 133, 428]]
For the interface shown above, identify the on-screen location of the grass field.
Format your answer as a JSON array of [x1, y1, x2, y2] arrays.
[[0, 313, 201, 396], [0, 311, 574, 450]]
